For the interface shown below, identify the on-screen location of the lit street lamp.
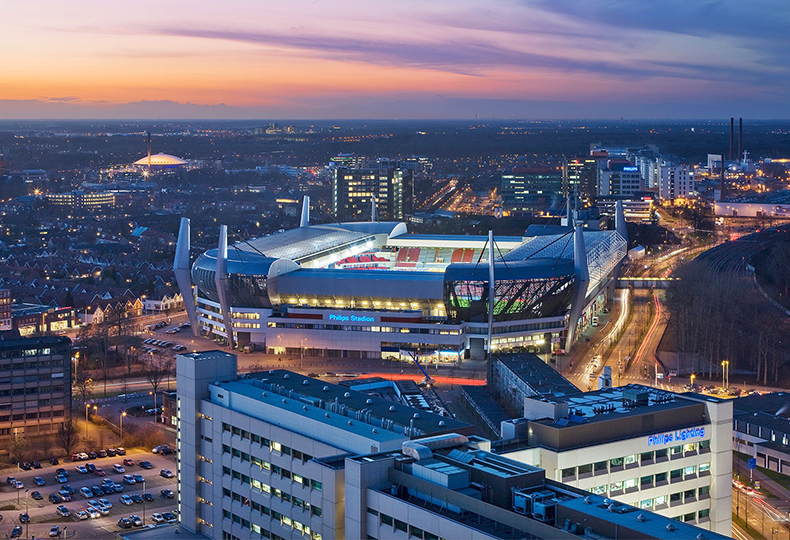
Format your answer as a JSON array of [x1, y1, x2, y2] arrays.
[[120, 411, 127, 442]]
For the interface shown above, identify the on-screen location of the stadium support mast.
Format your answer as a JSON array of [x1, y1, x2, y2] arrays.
[[173, 218, 200, 337], [487, 230, 495, 384], [565, 225, 589, 351], [615, 200, 628, 246], [300, 196, 310, 228], [214, 225, 235, 349]]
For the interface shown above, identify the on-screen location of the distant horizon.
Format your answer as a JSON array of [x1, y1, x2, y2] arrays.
[[4, 1, 789, 121]]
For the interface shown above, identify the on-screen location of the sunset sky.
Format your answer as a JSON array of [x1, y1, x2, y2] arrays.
[[3, 0, 789, 119]]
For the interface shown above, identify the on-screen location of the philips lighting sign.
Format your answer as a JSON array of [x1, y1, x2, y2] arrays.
[[647, 427, 705, 447], [327, 313, 375, 323], [623, 166, 639, 172]]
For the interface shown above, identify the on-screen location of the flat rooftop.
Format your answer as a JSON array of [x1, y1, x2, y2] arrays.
[[496, 354, 581, 398], [226, 369, 473, 438]]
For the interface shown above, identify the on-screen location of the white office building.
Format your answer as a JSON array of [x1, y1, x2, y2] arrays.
[[659, 166, 695, 201], [498, 385, 733, 536]]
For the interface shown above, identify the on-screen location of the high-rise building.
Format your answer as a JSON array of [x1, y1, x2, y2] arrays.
[[0, 331, 72, 438], [0, 290, 10, 331], [332, 165, 413, 221], [598, 160, 644, 197], [659, 166, 695, 201], [501, 167, 563, 213], [562, 158, 598, 201]]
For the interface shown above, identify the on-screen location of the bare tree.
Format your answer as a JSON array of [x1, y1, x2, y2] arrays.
[[145, 354, 169, 422], [9, 432, 30, 464], [56, 420, 80, 456], [73, 370, 94, 404]]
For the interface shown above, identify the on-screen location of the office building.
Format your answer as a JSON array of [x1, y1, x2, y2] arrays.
[[659, 166, 695, 201], [562, 158, 598, 202], [176, 354, 473, 540], [180, 203, 628, 360], [332, 165, 413, 221], [501, 167, 563, 213], [0, 331, 72, 438], [598, 161, 644, 197], [732, 392, 790, 475], [45, 190, 116, 210], [0, 289, 10, 331], [498, 383, 733, 535], [347, 434, 729, 540]]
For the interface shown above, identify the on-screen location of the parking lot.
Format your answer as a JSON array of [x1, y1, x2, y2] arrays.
[[0, 449, 177, 539]]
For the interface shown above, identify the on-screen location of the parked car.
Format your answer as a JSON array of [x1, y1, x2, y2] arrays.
[[112, 464, 125, 474], [80, 487, 92, 498], [75, 465, 88, 474], [49, 493, 63, 504], [31, 491, 43, 500], [113, 483, 124, 492], [34, 476, 45, 486], [101, 484, 115, 495], [56, 505, 70, 517], [94, 467, 105, 477], [87, 451, 98, 460], [57, 490, 71, 502], [13, 481, 24, 489], [123, 458, 134, 467], [56, 468, 67, 477], [159, 469, 174, 479], [90, 486, 103, 497], [162, 511, 177, 523], [75, 510, 88, 520], [56, 474, 67, 483], [130, 515, 143, 527], [131, 494, 143, 504], [19, 462, 31, 471], [106, 448, 117, 457], [10, 525, 22, 538], [133, 474, 144, 483], [32, 461, 42, 469], [98, 450, 107, 458], [123, 474, 136, 484], [117, 517, 132, 528], [78, 452, 89, 460], [61, 484, 75, 494], [142, 492, 154, 501], [19, 513, 30, 524], [99, 498, 112, 509], [49, 457, 59, 465], [139, 461, 153, 469], [151, 513, 165, 523], [5, 476, 15, 484], [120, 495, 134, 506], [86, 507, 100, 519], [160, 488, 174, 498], [85, 463, 96, 473], [49, 526, 60, 538]]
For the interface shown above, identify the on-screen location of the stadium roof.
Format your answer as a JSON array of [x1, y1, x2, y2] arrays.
[[133, 153, 187, 166]]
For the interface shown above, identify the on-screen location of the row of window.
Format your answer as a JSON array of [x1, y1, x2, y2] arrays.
[[0, 347, 62, 358], [0, 360, 65, 370], [223, 465, 323, 504], [222, 424, 315, 464], [222, 509, 321, 540], [267, 322, 461, 335], [0, 410, 65, 422], [224, 484, 321, 516], [367, 508, 444, 540], [0, 384, 66, 395], [561, 442, 710, 478]]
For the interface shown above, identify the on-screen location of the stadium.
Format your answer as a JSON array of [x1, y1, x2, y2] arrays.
[[175, 198, 628, 362]]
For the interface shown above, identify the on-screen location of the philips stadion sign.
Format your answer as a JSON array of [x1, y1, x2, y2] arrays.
[[647, 427, 705, 447], [327, 313, 375, 323]]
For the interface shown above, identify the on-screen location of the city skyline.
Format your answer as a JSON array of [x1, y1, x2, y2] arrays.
[[3, 0, 790, 119]]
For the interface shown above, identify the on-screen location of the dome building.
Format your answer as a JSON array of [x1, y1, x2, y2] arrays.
[[133, 153, 187, 169]]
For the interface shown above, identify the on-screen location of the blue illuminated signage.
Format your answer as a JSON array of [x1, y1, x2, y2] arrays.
[[623, 166, 639, 172], [327, 313, 375, 323], [647, 427, 705, 446]]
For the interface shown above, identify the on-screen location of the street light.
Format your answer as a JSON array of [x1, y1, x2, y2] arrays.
[[722, 361, 729, 390], [85, 403, 90, 439], [120, 411, 127, 442], [690, 374, 696, 389], [142, 479, 146, 525]]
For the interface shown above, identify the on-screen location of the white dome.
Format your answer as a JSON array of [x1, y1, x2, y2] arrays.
[[134, 153, 187, 166]]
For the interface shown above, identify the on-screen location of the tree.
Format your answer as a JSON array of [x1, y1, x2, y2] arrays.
[[9, 432, 29, 464], [145, 354, 169, 422], [73, 370, 94, 404], [56, 420, 80, 456]]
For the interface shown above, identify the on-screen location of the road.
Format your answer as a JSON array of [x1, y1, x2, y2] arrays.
[[0, 450, 177, 539]]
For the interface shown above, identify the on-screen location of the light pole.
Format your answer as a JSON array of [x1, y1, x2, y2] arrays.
[[690, 373, 696, 390], [142, 479, 146, 525], [120, 411, 127, 442], [24, 490, 28, 538], [85, 403, 90, 439], [722, 361, 729, 389]]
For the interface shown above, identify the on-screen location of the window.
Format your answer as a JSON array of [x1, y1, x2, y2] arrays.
[[610, 481, 623, 491], [367, 508, 379, 516], [655, 449, 668, 459], [223, 422, 231, 432], [670, 469, 682, 480], [610, 457, 624, 467], [640, 499, 653, 509], [683, 465, 696, 476], [578, 463, 592, 475], [311, 479, 322, 492], [670, 492, 681, 503], [683, 443, 696, 453], [312, 506, 322, 517], [699, 486, 710, 497], [699, 509, 710, 519], [594, 461, 607, 472], [624, 478, 638, 489], [640, 451, 654, 462], [684, 489, 695, 500], [654, 495, 667, 506], [562, 467, 576, 478], [670, 445, 682, 456], [410, 526, 424, 539], [590, 485, 607, 495], [655, 472, 667, 483], [641, 475, 653, 487], [699, 462, 710, 473], [624, 454, 638, 466], [683, 512, 696, 522], [394, 520, 408, 533], [699, 440, 710, 451]]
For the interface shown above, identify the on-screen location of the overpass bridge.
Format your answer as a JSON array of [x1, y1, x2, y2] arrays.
[[616, 277, 677, 289]]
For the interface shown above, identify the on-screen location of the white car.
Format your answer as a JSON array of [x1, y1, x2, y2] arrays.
[[13, 480, 24, 489], [80, 487, 92, 498], [112, 464, 125, 474], [75, 510, 88, 520], [99, 498, 112, 509], [86, 506, 101, 519], [151, 513, 165, 524], [76, 465, 88, 474], [120, 495, 134, 506], [122, 474, 136, 484]]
